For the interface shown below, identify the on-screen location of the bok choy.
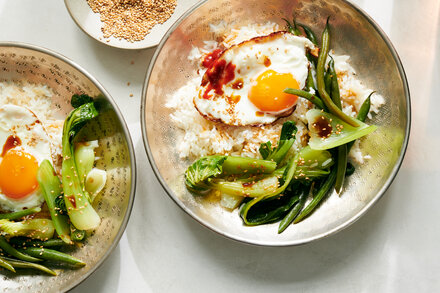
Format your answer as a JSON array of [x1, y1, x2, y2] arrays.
[[61, 102, 100, 231]]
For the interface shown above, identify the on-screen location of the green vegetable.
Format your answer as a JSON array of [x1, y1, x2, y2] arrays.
[[0, 257, 15, 272], [84, 168, 107, 202], [185, 156, 276, 193], [328, 59, 347, 193], [222, 156, 277, 175], [212, 176, 279, 197], [8, 237, 67, 248], [0, 219, 54, 240], [70, 224, 86, 242], [243, 193, 301, 226], [259, 141, 272, 159], [62, 102, 100, 231], [239, 144, 334, 226], [294, 146, 334, 178], [347, 93, 372, 151], [54, 195, 67, 215], [274, 167, 330, 181], [220, 193, 244, 210], [185, 156, 227, 193], [259, 121, 297, 164], [283, 88, 325, 110], [324, 65, 333, 97], [283, 16, 302, 36], [0, 236, 41, 262], [329, 58, 341, 108], [36, 160, 71, 244], [0, 207, 41, 220], [306, 67, 317, 92], [278, 184, 310, 233], [316, 18, 359, 127], [71, 94, 93, 109], [297, 22, 320, 66], [74, 140, 98, 184], [334, 145, 348, 193], [357, 93, 373, 121], [297, 23, 318, 45], [272, 147, 333, 181], [240, 153, 301, 225], [294, 167, 337, 223], [0, 256, 56, 276], [306, 109, 377, 150], [18, 247, 85, 268], [345, 162, 355, 176]]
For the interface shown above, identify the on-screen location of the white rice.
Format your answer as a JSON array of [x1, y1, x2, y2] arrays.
[[167, 23, 384, 164]]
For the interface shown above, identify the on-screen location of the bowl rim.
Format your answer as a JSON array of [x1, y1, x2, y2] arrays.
[[0, 41, 137, 290], [141, 0, 411, 247]]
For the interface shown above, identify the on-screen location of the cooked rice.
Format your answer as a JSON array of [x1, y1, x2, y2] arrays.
[[167, 23, 384, 164]]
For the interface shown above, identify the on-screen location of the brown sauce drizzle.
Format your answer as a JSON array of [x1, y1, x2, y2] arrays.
[[67, 196, 77, 209], [231, 78, 243, 89], [242, 182, 254, 188], [1, 135, 22, 157], [312, 115, 333, 138], [263, 56, 271, 67], [227, 95, 241, 104]]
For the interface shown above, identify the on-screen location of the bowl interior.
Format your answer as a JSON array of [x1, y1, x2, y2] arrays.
[[143, 0, 409, 246], [0, 44, 134, 292]]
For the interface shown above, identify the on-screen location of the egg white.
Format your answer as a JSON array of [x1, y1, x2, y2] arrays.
[[195, 32, 315, 126], [0, 105, 52, 211]]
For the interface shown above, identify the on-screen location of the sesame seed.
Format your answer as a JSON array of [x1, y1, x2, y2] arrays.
[[87, 0, 177, 43]]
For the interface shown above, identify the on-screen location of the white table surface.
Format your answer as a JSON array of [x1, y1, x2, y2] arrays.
[[1, 0, 439, 292]]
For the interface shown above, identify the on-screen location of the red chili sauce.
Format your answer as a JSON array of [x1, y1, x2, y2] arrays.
[[201, 57, 236, 100], [202, 49, 223, 68]]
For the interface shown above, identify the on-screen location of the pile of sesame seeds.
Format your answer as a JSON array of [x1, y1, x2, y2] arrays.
[[87, 0, 177, 42]]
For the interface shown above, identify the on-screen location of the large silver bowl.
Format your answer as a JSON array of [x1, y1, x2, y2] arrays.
[[141, 0, 410, 246], [0, 43, 136, 291]]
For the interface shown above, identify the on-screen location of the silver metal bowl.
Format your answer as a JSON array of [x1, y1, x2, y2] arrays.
[[141, 0, 410, 246], [0, 43, 136, 291]]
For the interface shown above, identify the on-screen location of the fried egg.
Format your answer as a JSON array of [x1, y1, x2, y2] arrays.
[[195, 31, 315, 126], [0, 105, 52, 211]]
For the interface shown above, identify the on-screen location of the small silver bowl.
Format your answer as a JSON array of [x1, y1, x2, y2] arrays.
[[142, 0, 410, 246], [0, 43, 136, 291]]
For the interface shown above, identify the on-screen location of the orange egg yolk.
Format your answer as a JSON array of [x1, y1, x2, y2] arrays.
[[0, 150, 39, 199], [249, 70, 299, 112]]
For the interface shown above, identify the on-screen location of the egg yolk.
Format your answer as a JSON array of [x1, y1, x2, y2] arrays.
[[249, 70, 299, 112], [0, 150, 39, 199]]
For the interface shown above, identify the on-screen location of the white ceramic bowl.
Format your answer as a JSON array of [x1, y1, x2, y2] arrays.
[[64, 0, 199, 49]]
